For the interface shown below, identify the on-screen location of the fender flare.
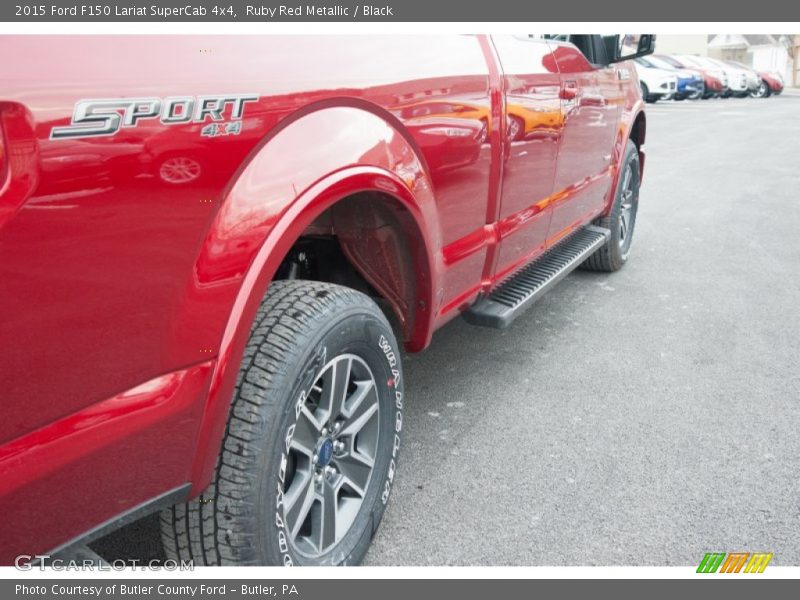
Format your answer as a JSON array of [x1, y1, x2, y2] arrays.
[[604, 103, 646, 214], [186, 105, 439, 492]]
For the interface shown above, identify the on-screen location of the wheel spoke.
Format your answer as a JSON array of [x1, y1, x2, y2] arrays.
[[334, 451, 373, 497], [283, 470, 315, 539], [622, 189, 633, 208], [343, 379, 374, 417], [290, 406, 322, 456], [621, 165, 632, 193], [320, 357, 352, 421], [340, 390, 378, 437], [315, 480, 339, 551]]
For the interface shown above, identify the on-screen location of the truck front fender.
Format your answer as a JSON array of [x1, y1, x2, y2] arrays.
[[605, 101, 646, 214]]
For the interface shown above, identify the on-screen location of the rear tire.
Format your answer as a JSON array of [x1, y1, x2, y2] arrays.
[[581, 139, 640, 272], [640, 82, 658, 104], [161, 280, 404, 566], [508, 115, 525, 141]]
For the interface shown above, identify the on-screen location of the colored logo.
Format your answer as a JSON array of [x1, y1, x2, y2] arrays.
[[317, 438, 334, 467], [697, 552, 773, 573]]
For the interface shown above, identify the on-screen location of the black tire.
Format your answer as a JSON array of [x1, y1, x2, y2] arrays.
[[161, 280, 404, 566], [640, 82, 657, 104], [687, 83, 704, 100], [508, 115, 525, 141], [581, 139, 640, 272], [750, 81, 770, 98]]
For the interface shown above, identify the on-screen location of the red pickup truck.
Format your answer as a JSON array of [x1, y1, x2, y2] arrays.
[[0, 34, 652, 566]]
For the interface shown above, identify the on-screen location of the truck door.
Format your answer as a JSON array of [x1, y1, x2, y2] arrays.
[[490, 35, 562, 280], [547, 35, 622, 245]]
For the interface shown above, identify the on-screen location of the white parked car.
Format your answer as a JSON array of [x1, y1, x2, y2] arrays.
[[634, 59, 678, 103], [669, 54, 729, 92], [677, 55, 749, 97], [721, 59, 762, 94], [640, 55, 705, 99]]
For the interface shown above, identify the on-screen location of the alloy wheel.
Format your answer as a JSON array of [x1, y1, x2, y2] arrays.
[[281, 354, 380, 558], [751, 82, 768, 98], [618, 163, 637, 255]]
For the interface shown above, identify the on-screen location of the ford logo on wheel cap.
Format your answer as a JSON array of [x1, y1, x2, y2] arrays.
[[317, 438, 334, 466]]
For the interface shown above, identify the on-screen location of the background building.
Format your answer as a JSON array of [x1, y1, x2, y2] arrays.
[[708, 34, 793, 83], [654, 34, 709, 56]]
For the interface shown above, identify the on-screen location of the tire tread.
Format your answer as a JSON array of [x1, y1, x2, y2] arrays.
[[580, 139, 640, 273], [160, 280, 379, 565]]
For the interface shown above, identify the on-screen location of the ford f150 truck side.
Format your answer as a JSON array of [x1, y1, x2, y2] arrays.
[[0, 34, 652, 566]]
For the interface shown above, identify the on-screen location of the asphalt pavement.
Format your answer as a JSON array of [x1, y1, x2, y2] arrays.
[[95, 93, 800, 566]]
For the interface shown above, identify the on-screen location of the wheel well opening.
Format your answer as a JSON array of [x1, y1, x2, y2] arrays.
[[630, 111, 646, 150], [274, 191, 427, 344], [275, 235, 375, 295], [629, 112, 646, 181]]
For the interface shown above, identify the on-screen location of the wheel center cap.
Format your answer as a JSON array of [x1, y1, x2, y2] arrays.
[[317, 438, 334, 467]]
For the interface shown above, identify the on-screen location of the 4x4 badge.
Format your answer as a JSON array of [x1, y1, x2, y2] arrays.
[[50, 94, 260, 140]]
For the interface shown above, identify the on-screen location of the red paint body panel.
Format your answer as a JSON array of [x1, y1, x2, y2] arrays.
[[0, 35, 645, 562], [0, 363, 213, 562], [758, 72, 784, 94]]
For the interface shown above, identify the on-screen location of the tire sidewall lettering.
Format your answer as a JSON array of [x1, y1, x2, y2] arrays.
[[378, 334, 403, 506]]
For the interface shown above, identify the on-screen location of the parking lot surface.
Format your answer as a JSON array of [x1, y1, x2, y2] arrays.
[[96, 94, 800, 566]]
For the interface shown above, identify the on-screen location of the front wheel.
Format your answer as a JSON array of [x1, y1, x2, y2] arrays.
[[580, 139, 640, 272], [161, 280, 404, 565], [750, 81, 770, 98], [687, 83, 705, 100]]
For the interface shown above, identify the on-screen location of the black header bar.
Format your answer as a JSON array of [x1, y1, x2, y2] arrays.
[[2, 0, 799, 22]]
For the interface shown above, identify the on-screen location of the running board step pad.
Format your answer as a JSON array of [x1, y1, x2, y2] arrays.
[[462, 225, 611, 329]]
